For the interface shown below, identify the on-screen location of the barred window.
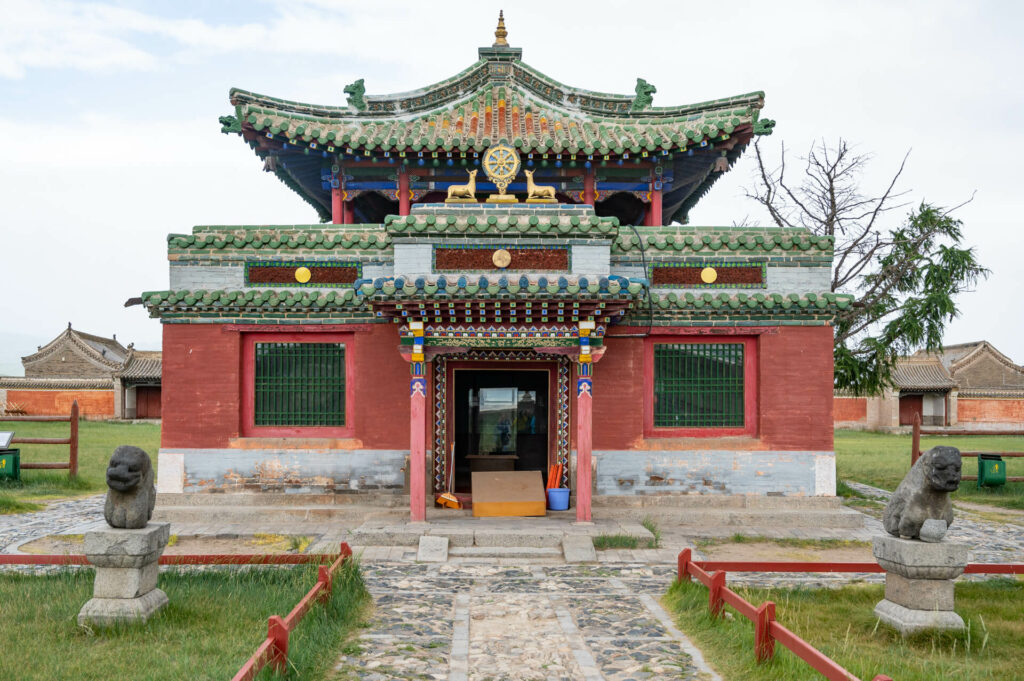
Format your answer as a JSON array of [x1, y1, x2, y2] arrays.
[[254, 343, 346, 427], [653, 343, 744, 428]]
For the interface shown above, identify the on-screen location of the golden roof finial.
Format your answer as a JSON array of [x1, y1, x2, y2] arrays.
[[493, 10, 509, 47]]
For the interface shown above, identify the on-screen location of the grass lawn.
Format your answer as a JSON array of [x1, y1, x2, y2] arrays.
[[835, 429, 1024, 510], [0, 420, 160, 512], [0, 561, 369, 681], [665, 577, 1024, 681]]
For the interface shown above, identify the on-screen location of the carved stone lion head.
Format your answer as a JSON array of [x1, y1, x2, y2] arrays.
[[106, 446, 151, 493], [926, 446, 962, 492]]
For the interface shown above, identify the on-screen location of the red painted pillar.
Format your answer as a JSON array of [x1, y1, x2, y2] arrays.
[[575, 321, 594, 522], [409, 323, 427, 522], [342, 200, 353, 225], [649, 170, 663, 226], [583, 167, 596, 206], [331, 185, 343, 225], [398, 168, 411, 216]]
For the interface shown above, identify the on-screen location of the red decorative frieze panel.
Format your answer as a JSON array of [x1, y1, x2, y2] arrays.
[[434, 246, 569, 272], [246, 262, 361, 287], [651, 263, 765, 288]]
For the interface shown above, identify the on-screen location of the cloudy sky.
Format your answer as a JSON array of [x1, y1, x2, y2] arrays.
[[1, 0, 1022, 375]]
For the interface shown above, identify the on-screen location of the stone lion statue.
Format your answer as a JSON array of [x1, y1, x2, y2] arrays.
[[104, 446, 156, 529], [883, 446, 961, 539]]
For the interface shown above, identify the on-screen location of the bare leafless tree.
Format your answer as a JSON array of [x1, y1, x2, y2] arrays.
[[746, 139, 985, 393]]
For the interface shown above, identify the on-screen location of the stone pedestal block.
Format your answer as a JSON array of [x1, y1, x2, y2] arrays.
[[78, 523, 170, 627], [872, 534, 967, 636]]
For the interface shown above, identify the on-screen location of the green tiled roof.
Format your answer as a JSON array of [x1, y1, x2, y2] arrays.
[[168, 227, 391, 251], [228, 57, 766, 156], [142, 289, 368, 312], [384, 213, 619, 239], [648, 291, 853, 311], [612, 228, 833, 254]]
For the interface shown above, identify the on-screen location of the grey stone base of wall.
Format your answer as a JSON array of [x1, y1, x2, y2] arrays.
[[159, 448, 837, 499], [157, 448, 409, 494], [593, 450, 836, 497]]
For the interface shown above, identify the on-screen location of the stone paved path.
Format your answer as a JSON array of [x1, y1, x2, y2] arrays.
[[0, 494, 103, 555], [331, 563, 719, 681]]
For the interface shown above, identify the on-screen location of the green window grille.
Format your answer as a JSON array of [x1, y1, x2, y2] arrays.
[[254, 343, 346, 427], [654, 343, 744, 428]]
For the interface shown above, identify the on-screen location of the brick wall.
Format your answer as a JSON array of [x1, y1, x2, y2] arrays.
[[161, 325, 242, 448], [759, 326, 834, 450], [958, 398, 1024, 424], [834, 397, 868, 423], [161, 323, 409, 450], [592, 325, 834, 451], [6, 390, 113, 417]]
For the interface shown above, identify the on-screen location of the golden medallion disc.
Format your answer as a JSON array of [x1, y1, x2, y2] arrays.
[[700, 267, 718, 284], [492, 249, 512, 268], [295, 266, 312, 283]]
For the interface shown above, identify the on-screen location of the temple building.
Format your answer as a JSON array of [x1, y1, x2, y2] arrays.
[[0, 325, 162, 420], [835, 341, 1024, 431], [144, 15, 850, 521]]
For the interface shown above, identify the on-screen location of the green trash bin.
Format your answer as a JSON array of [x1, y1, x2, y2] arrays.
[[0, 449, 20, 482], [977, 454, 1006, 488]]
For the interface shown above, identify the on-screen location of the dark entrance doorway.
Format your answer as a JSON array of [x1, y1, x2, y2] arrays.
[[451, 369, 549, 493]]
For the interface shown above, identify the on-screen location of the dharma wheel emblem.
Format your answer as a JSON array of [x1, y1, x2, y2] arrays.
[[482, 143, 521, 198]]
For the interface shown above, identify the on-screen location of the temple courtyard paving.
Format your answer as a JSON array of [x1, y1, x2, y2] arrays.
[[2, 490, 1022, 680]]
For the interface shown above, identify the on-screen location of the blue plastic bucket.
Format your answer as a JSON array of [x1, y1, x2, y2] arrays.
[[547, 487, 570, 511]]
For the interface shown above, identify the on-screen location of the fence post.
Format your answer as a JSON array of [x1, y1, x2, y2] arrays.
[[318, 565, 332, 603], [69, 400, 79, 477], [708, 570, 726, 617], [911, 412, 921, 466], [339, 542, 352, 560], [268, 615, 289, 673], [678, 548, 692, 582], [754, 601, 776, 662]]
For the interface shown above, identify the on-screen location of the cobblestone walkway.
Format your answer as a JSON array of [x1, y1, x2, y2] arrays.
[[0, 495, 103, 555], [332, 563, 718, 681]]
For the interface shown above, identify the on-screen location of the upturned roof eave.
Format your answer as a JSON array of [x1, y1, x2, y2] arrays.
[[229, 60, 764, 125]]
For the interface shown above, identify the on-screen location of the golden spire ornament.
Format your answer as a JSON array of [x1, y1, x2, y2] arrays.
[[493, 10, 508, 47]]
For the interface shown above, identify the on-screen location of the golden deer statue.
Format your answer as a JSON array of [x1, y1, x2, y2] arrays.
[[446, 169, 478, 201], [524, 169, 556, 202]]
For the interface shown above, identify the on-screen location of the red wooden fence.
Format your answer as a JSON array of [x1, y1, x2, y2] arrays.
[[911, 413, 1024, 481], [231, 543, 353, 681], [0, 545, 354, 680], [1, 400, 79, 476], [676, 549, 1024, 681]]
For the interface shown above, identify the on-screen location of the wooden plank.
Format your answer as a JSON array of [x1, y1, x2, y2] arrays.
[[471, 470, 546, 517]]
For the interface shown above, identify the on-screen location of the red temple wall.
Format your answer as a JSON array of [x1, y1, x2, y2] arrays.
[[163, 323, 834, 453], [958, 398, 1024, 423], [834, 397, 868, 423], [6, 390, 114, 418], [161, 325, 242, 448], [591, 326, 834, 451], [161, 323, 410, 450]]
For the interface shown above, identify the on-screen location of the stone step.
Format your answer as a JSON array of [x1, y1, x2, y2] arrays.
[[154, 504, 862, 530], [448, 546, 564, 559], [592, 495, 843, 510], [623, 507, 864, 529]]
